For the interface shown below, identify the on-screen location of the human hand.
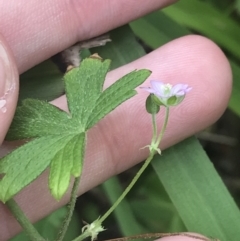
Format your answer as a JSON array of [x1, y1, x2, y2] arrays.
[[0, 0, 231, 240]]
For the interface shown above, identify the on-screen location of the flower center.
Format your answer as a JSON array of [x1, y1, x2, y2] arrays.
[[162, 84, 172, 96]]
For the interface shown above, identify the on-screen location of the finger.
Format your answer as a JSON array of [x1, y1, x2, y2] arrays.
[[0, 35, 19, 145], [1, 0, 177, 73], [53, 35, 231, 188], [0, 35, 231, 240], [156, 233, 211, 241]]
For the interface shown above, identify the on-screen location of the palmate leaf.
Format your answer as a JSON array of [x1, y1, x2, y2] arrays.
[[86, 69, 150, 129], [0, 135, 74, 202], [0, 56, 151, 202], [64, 59, 111, 127], [6, 99, 77, 139]]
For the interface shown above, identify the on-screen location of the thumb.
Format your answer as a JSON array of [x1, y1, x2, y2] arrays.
[[0, 34, 19, 144]]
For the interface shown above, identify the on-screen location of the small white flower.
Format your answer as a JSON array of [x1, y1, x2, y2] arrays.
[[142, 80, 192, 106]]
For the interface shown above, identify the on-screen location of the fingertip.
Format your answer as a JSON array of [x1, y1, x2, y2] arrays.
[[0, 35, 19, 144], [179, 35, 231, 122], [149, 34, 232, 147], [154, 232, 211, 241]]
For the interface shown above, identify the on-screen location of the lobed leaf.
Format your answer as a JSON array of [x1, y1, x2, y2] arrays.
[[0, 135, 74, 202], [6, 99, 77, 140], [0, 56, 151, 201], [86, 69, 151, 129], [64, 58, 111, 127], [49, 133, 86, 200]]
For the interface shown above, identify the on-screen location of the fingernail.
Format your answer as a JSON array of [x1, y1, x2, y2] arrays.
[[0, 40, 17, 114]]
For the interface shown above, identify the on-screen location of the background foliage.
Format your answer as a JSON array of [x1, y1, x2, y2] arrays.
[[11, 0, 240, 240]]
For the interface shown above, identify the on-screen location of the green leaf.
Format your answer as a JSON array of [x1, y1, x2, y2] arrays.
[[151, 137, 240, 241], [129, 168, 185, 233], [0, 135, 74, 202], [130, 11, 189, 49], [6, 99, 75, 140], [64, 58, 111, 127], [19, 60, 64, 103], [49, 133, 85, 200], [236, 0, 240, 14], [229, 61, 240, 116], [91, 25, 146, 69], [86, 69, 151, 129], [162, 0, 240, 60], [1, 56, 150, 201]]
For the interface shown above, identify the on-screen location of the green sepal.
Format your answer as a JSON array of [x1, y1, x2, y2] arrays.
[[146, 94, 160, 114], [152, 94, 165, 106], [167, 95, 185, 106], [166, 96, 177, 106]]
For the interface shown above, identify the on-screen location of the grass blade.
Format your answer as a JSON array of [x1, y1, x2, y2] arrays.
[[151, 136, 240, 241]]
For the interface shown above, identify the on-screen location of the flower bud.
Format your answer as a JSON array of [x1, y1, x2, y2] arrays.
[[146, 94, 160, 114]]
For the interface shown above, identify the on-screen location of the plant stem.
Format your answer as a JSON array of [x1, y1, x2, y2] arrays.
[[99, 152, 155, 224], [55, 176, 81, 241], [156, 107, 169, 146], [98, 108, 169, 224], [6, 199, 45, 241], [72, 107, 170, 241], [151, 113, 157, 144], [71, 152, 156, 241], [72, 228, 92, 241]]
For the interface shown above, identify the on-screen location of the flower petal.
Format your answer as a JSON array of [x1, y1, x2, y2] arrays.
[[150, 80, 165, 96], [142, 81, 192, 107], [171, 84, 192, 96], [140, 86, 156, 93]]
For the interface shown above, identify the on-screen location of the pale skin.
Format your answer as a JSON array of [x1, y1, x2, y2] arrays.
[[0, 0, 232, 240]]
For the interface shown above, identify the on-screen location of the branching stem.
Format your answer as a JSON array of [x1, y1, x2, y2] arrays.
[[73, 107, 170, 241]]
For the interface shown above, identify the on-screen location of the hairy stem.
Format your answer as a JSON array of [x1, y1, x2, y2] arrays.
[[55, 176, 81, 241], [6, 199, 45, 241]]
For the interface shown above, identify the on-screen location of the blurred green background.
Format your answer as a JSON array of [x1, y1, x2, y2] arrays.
[[10, 0, 240, 241]]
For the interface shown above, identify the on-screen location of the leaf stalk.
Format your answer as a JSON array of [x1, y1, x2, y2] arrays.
[[6, 199, 45, 241], [55, 176, 81, 241]]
